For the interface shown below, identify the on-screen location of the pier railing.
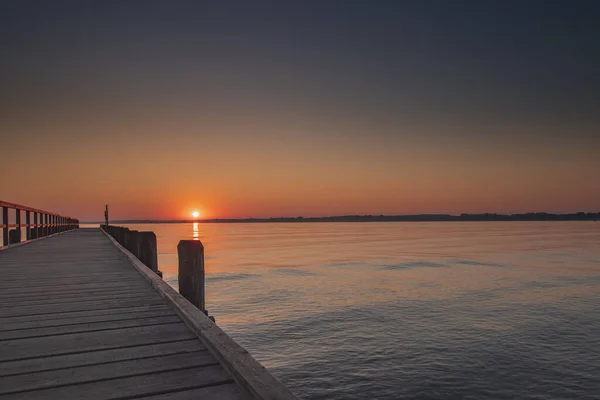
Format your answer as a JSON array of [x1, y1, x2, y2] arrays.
[[1, 200, 79, 246]]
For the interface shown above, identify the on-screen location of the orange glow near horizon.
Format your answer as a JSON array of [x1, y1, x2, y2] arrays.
[[192, 210, 200, 219], [2, 123, 599, 222]]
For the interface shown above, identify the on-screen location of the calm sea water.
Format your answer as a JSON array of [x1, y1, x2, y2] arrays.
[[117, 222, 600, 400]]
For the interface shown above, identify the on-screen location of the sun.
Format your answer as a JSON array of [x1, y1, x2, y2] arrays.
[[192, 210, 200, 219]]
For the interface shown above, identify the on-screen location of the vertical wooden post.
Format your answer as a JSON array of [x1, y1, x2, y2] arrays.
[[15, 209, 21, 242], [177, 240, 205, 311], [26, 211, 31, 240], [34, 212, 39, 238], [3, 206, 9, 246], [139, 232, 161, 276], [43, 214, 48, 236], [124, 228, 132, 251], [128, 230, 140, 258], [31, 212, 38, 239]]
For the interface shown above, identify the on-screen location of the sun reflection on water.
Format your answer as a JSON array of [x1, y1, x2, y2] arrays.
[[192, 222, 199, 240]]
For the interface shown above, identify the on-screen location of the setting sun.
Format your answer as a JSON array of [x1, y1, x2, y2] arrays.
[[192, 210, 200, 219]]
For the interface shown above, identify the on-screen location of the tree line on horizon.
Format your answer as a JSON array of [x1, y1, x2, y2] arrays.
[[90, 212, 600, 224]]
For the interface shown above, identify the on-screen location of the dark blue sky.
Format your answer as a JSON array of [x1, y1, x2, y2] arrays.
[[3, 1, 599, 124], [2, 1, 599, 217]]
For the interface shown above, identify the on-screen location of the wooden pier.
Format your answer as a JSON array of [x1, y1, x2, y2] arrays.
[[0, 203, 297, 399]]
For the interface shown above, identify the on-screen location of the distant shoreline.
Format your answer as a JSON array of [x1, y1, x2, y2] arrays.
[[82, 212, 599, 224]]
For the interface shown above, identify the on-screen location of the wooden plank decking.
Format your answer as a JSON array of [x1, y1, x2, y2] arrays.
[[0, 229, 251, 399]]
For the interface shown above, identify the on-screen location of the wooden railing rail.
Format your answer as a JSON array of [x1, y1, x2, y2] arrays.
[[0, 200, 79, 246]]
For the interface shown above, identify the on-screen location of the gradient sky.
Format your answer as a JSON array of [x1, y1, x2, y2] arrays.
[[2, 1, 599, 221]]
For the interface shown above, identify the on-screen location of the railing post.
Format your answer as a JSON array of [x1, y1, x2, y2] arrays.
[[36, 212, 41, 237], [15, 209, 21, 242], [3, 206, 9, 246], [26, 211, 31, 240], [177, 240, 205, 312], [32, 212, 38, 239]]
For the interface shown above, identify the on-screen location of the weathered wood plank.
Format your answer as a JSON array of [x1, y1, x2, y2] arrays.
[[139, 383, 251, 400], [1, 304, 172, 325], [0, 307, 175, 332], [0, 315, 182, 341], [0, 281, 150, 295], [0, 339, 203, 377], [0, 276, 150, 288], [0, 276, 146, 288], [2, 365, 233, 400], [1, 290, 157, 308], [0, 271, 143, 282], [0, 323, 195, 362], [0, 285, 156, 301], [0, 351, 218, 395], [0, 296, 167, 318]]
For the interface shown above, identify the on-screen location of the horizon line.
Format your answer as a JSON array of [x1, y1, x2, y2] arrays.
[[81, 211, 600, 224]]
